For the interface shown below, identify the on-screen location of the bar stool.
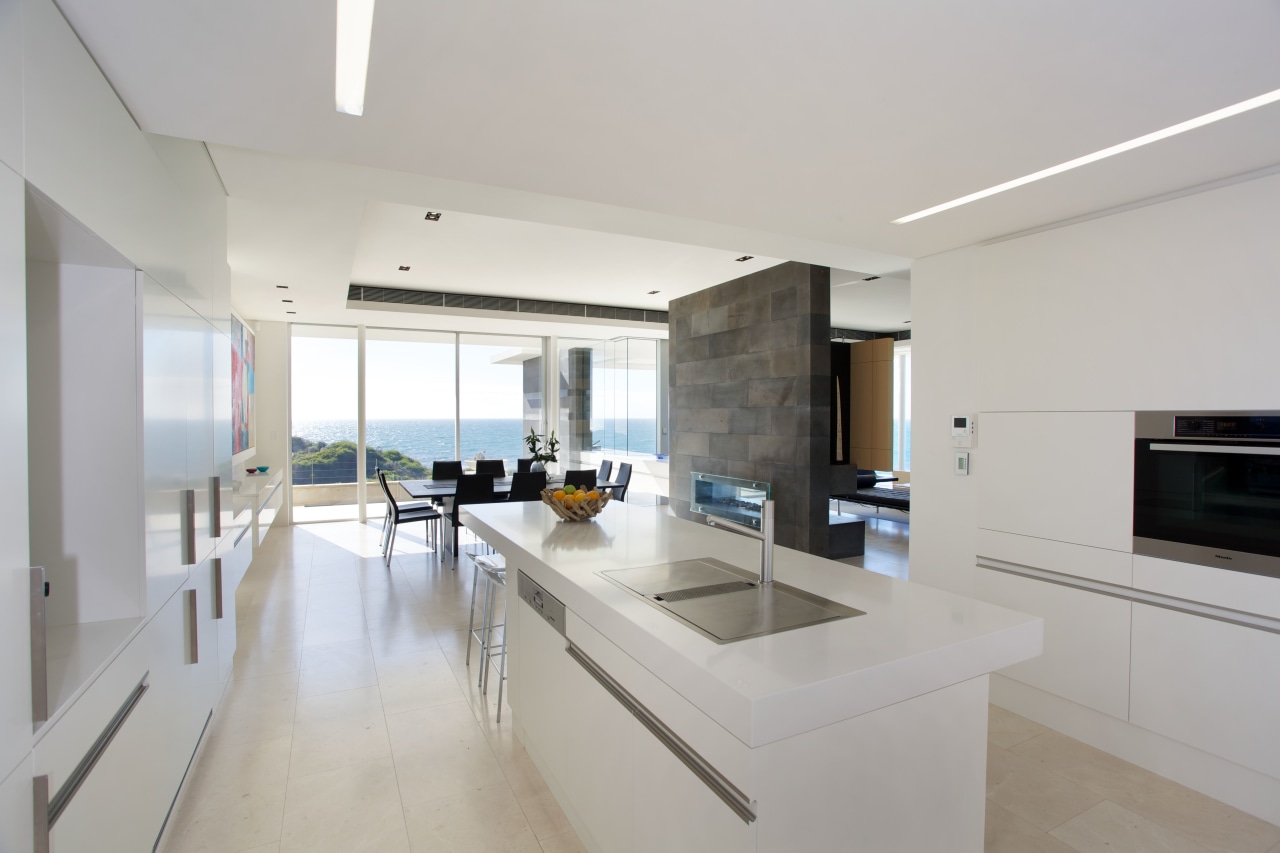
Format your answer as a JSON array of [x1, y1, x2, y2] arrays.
[[466, 554, 510, 721]]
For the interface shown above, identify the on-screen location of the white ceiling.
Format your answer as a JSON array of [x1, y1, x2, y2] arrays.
[[53, 0, 1280, 333]]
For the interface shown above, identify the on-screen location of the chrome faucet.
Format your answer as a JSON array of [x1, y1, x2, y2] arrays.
[[706, 499, 775, 586]]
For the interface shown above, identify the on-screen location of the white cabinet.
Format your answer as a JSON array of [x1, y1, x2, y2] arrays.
[[0, 760, 33, 853], [976, 566, 1131, 720], [1130, 603, 1280, 780], [978, 411, 1134, 553]]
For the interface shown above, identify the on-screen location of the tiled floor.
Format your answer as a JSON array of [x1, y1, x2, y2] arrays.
[[160, 515, 1280, 853]]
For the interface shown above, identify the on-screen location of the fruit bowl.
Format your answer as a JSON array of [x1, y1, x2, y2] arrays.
[[540, 487, 611, 521]]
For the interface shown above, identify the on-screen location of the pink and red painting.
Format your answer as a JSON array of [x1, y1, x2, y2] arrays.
[[231, 315, 256, 456]]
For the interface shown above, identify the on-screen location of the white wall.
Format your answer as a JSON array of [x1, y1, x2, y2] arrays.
[[248, 320, 290, 478]]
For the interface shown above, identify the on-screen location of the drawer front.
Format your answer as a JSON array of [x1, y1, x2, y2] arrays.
[[1131, 603, 1280, 779]]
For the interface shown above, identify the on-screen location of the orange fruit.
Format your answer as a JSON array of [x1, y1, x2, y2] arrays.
[[572, 491, 587, 502], [553, 490, 566, 501], [586, 490, 600, 500]]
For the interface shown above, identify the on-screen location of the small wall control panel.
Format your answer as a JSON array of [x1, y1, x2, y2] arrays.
[[518, 571, 566, 637]]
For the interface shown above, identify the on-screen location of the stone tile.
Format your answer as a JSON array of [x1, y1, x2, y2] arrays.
[[1013, 730, 1280, 853], [162, 736, 290, 852], [402, 782, 542, 853], [986, 744, 1103, 832], [984, 800, 1078, 853], [537, 831, 587, 853], [988, 704, 1049, 749], [1051, 800, 1212, 853], [387, 702, 506, 806], [298, 638, 378, 698], [280, 759, 410, 853]]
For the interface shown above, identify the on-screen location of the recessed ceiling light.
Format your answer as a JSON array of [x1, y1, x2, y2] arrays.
[[398, 265, 410, 271], [735, 256, 753, 262], [276, 285, 289, 289], [647, 290, 660, 295], [282, 299, 293, 303], [862, 275, 881, 282], [904, 320, 911, 324], [287, 311, 297, 315], [335, 0, 376, 116], [892, 85, 1280, 224], [424, 211, 442, 221]]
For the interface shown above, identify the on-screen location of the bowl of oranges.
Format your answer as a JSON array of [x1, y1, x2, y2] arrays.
[[540, 484, 612, 521]]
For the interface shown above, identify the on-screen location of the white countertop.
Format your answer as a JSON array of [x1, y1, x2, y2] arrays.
[[462, 501, 1042, 748]]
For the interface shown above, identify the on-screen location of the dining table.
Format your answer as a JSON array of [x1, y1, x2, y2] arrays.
[[398, 476, 622, 501]]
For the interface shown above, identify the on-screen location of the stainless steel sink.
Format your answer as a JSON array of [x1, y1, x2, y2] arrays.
[[600, 558, 864, 643]]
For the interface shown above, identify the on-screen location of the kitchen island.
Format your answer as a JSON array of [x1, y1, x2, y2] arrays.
[[462, 501, 1042, 852]]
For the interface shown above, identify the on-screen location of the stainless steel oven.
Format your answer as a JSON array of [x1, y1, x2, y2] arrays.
[[1134, 411, 1280, 579]]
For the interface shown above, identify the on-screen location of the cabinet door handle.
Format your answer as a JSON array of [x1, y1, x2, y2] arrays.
[[212, 558, 224, 619], [30, 567, 48, 728], [566, 642, 756, 824], [185, 589, 199, 664], [180, 489, 196, 566], [209, 476, 222, 538]]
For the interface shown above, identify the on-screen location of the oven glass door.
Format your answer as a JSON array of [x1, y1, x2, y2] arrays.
[[1134, 439, 1280, 576]]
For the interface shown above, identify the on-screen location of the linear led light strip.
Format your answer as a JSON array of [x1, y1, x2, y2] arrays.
[[893, 86, 1280, 224], [336, 0, 376, 116]]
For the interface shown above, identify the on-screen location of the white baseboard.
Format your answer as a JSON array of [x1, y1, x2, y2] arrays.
[[990, 674, 1280, 826]]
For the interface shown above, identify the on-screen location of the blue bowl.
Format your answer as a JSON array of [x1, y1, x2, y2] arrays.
[[256, 465, 269, 473]]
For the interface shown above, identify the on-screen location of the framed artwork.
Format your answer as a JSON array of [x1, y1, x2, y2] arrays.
[[231, 313, 256, 457]]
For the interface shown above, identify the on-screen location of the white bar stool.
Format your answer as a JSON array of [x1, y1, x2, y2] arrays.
[[466, 553, 510, 721]]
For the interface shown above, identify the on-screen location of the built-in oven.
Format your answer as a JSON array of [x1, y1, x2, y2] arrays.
[[1134, 411, 1280, 579]]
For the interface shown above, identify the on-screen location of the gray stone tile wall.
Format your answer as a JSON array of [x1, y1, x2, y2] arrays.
[[669, 262, 831, 555]]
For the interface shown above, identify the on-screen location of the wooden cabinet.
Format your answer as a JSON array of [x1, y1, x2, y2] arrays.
[[848, 338, 893, 471]]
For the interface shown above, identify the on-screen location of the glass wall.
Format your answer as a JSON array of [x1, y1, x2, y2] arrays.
[[557, 336, 661, 470], [892, 343, 912, 472], [290, 326, 359, 521], [459, 334, 543, 470], [288, 325, 553, 522], [366, 329, 456, 494]]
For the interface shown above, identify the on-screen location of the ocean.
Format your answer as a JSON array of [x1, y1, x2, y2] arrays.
[[294, 418, 658, 465]]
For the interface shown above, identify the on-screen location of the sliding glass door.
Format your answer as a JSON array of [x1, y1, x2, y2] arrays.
[[290, 326, 359, 522]]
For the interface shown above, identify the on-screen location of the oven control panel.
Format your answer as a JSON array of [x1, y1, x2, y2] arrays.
[[1174, 415, 1280, 440]]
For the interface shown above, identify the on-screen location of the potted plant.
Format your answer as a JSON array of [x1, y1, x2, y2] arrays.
[[525, 428, 560, 474]]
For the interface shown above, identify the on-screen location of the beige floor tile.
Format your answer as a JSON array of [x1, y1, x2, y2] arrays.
[[290, 687, 390, 778], [1051, 800, 1212, 853], [212, 672, 299, 745], [376, 650, 467, 715], [298, 639, 379, 698], [369, 624, 443, 660], [280, 758, 410, 853], [537, 831, 587, 853], [232, 641, 304, 680], [515, 787, 573, 841], [1013, 731, 1280, 853], [402, 782, 542, 853], [301, 617, 369, 647], [986, 744, 1103, 832], [984, 800, 1079, 853], [387, 703, 507, 806], [988, 703, 1049, 749]]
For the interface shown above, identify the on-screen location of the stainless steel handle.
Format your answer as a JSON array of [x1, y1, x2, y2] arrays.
[[180, 489, 196, 566], [1149, 442, 1280, 456], [46, 674, 149, 829], [30, 567, 48, 729], [212, 558, 224, 620], [34, 775, 49, 853], [566, 642, 756, 824], [209, 475, 222, 538], [185, 589, 199, 664]]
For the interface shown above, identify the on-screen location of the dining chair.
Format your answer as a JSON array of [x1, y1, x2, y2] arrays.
[[450, 473, 496, 557], [377, 469, 441, 566], [432, 460, 464, 479], [517, 458, 535, 473], [476, 459, 506, 477], [506, 471, 547, 502], [612, 462, 633, 502], [596, 459, 613, 483], [563, 469, 596, 491]]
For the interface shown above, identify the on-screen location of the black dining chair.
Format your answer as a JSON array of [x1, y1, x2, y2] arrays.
[[475, 459, 506, 478], [377, 469, 441, 566], [563, 469, 596, 491], [596, 460, 613, 483], [451, 474, 496, 557], [506, 471, 547, 502], [432, 460, 464, 480], [517, 458, 536, 473], [612, 462, 633, 502]]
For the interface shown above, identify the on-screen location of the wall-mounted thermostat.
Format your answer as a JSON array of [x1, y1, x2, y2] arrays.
[[955, 451, 970, 476], [951, 414, 976, 448]]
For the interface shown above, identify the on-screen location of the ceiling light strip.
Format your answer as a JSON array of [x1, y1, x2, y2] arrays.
[[335, 0, 376, 116], [893, 86, 1280, 224]]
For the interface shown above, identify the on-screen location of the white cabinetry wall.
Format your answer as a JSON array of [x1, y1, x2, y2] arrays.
[[972, 410, 1280, 824]]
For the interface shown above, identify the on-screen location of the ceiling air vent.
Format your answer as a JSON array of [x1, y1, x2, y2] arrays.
[[346, 284, 669, 325]]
